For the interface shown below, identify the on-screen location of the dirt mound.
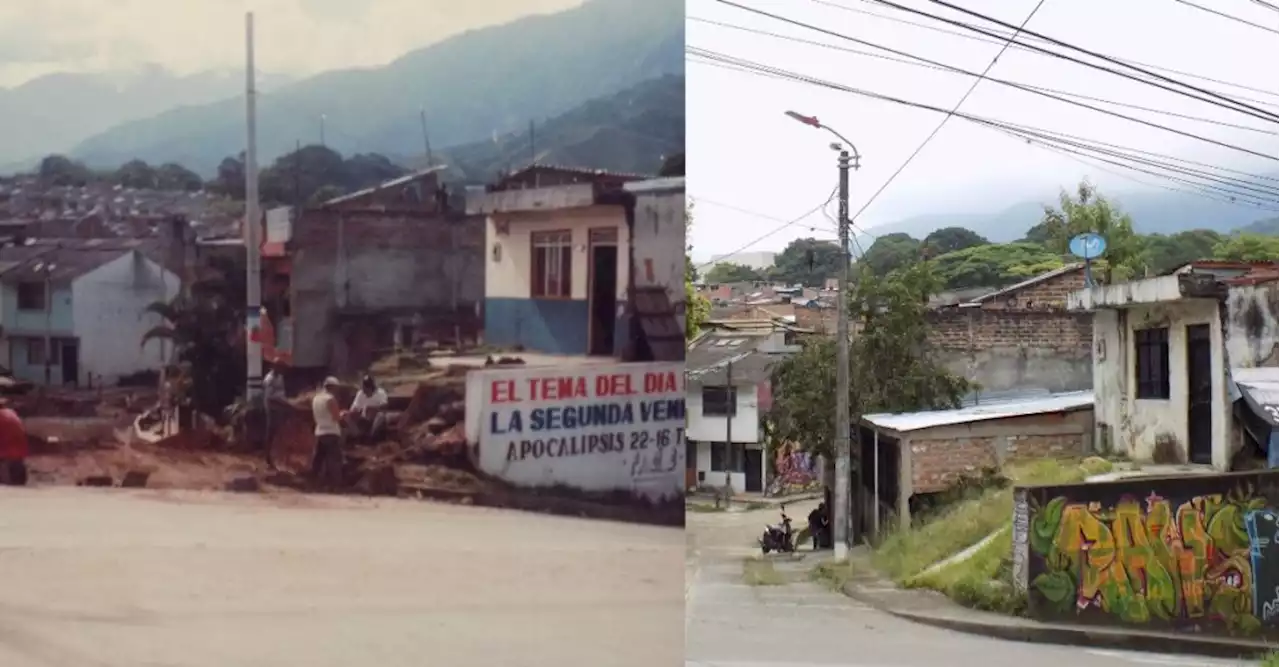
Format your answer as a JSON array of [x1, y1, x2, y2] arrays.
[[397, 378, 465, 432]]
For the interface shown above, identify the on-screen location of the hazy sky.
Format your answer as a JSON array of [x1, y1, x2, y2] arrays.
[[0, 0, 583, 88], [687, 0, 1279, 262]]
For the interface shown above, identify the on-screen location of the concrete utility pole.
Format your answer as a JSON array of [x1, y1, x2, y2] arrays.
[[245, 12, 263, 407], [784, 110, 861, 561]]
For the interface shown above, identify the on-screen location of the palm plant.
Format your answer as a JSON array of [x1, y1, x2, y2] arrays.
[[141, 255, 247, 418]]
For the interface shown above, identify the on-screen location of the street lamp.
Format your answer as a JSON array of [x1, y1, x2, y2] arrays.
[[784, 109, 862, 561]]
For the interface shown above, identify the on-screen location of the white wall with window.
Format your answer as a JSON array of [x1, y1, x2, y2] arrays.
[[1091, 297, 1233, 469], [687, 381, 769, 493], [484, 207, 630, 301]]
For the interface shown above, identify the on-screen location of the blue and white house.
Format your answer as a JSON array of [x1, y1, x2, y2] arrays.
[[467, 165, 685, 359], [0, 239, 180, 386]]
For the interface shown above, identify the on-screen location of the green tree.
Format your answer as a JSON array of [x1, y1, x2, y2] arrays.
[[1036, 180, 1145, 282], [155, 162, 204, 192], [141, 256, 247, 417], [38, 154, 94, 187], [685, 201, 710, 340], [930, 242, 1064, 290], [114, 159, 158, 189], [705, 262, 765, 283], [1213, 233, 1279, 262], [859, 232, 921, 275], [923, 226, 988, 256], [769, 262, 971, 460], [1140, 229, 1222, 275], [771, 238, 846, 286]]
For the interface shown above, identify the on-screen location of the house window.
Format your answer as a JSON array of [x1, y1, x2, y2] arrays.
[[710, 442, 744, 472], [702, 386, 737, 416], [530, 230, 572, 298], [1135, 327, 1170, 399], [25, 338, 59, 365], [17, 282, 46, 311]]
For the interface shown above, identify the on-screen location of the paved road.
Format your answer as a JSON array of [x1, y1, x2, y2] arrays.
[[685, 502, 1251, 667], [0, 486, 684, 667]]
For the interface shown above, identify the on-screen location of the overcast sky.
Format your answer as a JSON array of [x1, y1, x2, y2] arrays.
[[0, 0, 583, 88], [687, 0, 1279, 262]]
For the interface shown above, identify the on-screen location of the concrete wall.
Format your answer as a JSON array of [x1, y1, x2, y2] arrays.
[[692, 440, 768, 494], [289, 210, 483, 368], [928, 309, 1095, 393], [4, 280, 73, 384], [1225, 281, 1279, 368], [628, 186, 686, 335], [1013, 471, 1278, 638], [483, 206, 629, 355], [462, 361, 685, 501], [1091, 299, 1234, 469], [71, 251, 178, 385]]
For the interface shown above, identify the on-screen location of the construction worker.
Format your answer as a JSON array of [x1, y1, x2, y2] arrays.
[[348, 374, 389, 443], [0, 398, 29, 486], [310, 377, 344, 491]]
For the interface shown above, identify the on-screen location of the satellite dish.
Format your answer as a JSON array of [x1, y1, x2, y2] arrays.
[[1068, 233, 1107, 260]]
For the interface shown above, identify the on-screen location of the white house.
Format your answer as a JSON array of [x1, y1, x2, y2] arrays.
[[1068, 264, 1278, 471], [685, 328, 798, 493], [0, 241, 180, 386], [467, 166, 684, 360]]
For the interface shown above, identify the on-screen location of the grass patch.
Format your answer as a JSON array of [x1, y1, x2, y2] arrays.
[[906, 527, 1026, 615], [742, 558, 787, 586], [1262, 651, 1278, 667], [871, 459, 1090, 585], [810, 560, 854, 591]]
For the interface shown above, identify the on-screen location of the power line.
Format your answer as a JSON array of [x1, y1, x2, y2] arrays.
[[1169, 0, 1279, 33], [846, 0, 1051, 227], [806, 0, 1279, 101], [689, 16, 1278, 136], [1250, 0, 1279, 12], [710, 2, 1279, 158], [694, 186, 839, 270], [866, 0, 1278, 120], [687, 50, 1279, 207]]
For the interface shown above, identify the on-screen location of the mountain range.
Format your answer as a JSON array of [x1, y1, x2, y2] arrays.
[[857, 181, 1280, 245], [0, 66, 294, 172], [64, 0, 681, 177]]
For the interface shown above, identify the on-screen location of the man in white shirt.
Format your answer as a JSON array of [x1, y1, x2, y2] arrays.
[[311, 376, 344, 490], [349, 374, 389, 443]]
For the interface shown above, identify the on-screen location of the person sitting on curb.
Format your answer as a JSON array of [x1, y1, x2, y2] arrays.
[[348, 375, 389, 443]]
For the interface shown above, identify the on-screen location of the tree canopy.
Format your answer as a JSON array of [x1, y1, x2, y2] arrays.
[[769, 262, 971, 460], [859, 232, 921, 275], [685, 201, 710, 340], [771, 237, 846, 286], [1213, 232, 1280, 262], [705, 262, 765, 284], [923, 226, 988, 256], [931, 242, 1063, 290]]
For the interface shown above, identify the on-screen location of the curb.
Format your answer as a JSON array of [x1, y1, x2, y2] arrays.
[[841, 583, 1272, 660]]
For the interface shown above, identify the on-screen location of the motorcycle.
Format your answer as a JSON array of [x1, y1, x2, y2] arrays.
[[759, 504, 795, 554]]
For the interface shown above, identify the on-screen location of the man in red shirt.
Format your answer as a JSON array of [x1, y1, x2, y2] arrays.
[[0, 399, 29, 486]]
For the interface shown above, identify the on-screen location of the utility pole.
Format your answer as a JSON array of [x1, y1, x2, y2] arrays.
[[784, 109, 861, 562], [419, 108, 435, 167], [724, 359, 734, 507], [244, 12, 263, 410], [833, 148, 852, 561]]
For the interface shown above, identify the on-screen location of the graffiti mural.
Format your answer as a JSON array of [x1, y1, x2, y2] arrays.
[[765, 442, 820, 497], [1022, 473, 1278, 637]]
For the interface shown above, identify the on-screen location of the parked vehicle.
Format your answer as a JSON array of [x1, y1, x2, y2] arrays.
[[759, 504, 795, 554]]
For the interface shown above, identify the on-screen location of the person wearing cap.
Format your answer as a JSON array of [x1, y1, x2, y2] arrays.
[[348, 375, 389, 443], [0, 398, 29, 486], [310, 377, 344, 491]]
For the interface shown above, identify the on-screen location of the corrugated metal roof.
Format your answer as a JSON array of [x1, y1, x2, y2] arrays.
[[863, 390, 1094, 433]]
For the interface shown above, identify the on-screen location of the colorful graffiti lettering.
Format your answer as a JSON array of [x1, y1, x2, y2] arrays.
[[765, 442, 820, 497], [1027, 484, 1276, 636]]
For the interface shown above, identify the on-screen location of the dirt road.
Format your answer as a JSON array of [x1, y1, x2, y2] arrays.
[[0, 486, 684, 667]]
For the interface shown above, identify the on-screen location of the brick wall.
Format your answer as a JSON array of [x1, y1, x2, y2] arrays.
[[976, 267, 1086, 311], [927, 308, 1094, 392], [911, 432, 1085, 493]]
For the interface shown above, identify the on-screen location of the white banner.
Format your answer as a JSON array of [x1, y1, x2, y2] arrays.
[[464, 362, 685, 500]]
